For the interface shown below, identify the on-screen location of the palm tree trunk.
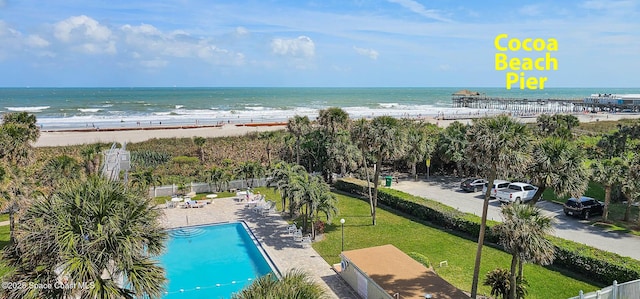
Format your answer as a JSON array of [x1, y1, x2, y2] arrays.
[[471, 167, 497, 298], [623, 194, 631, 222], [372, 159, 382, 226], [603, 185, 612, 222], [529, 182, 546, 204], [295, 137, 301, 165], [509, 254, 518, 299], [412, 162, 417, 181], [362, 154, 374, 226]]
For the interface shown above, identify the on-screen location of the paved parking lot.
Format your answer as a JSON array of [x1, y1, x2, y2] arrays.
[[392, 176, 640, 260]]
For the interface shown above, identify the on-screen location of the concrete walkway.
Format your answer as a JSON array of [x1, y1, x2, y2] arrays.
[[160, 198, 359, 299]]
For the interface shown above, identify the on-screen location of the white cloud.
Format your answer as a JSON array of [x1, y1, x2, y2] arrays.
[[236, 26, 249, 35], [25, 35, 50, 48], [353, 46, 379, 60], [53, 15, 116, 55], [54, 15, 112, 42], [121, 23, 244, 67], [271, 36, 315, 57], [387, 0, 451, 22]]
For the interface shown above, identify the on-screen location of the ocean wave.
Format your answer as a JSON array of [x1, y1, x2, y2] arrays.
[[6, 106, 50, 112], [379, 103, 399, 108], [78, 108, 101, 113], [175, 105, 184, 109], [245, 106, 266, 111]]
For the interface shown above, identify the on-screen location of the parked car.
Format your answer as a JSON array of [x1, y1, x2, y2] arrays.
[[460, 178, 487, 192], [563, 196, 604, 220], [481, 179, 511, 198], [496, 182, 538, 204]]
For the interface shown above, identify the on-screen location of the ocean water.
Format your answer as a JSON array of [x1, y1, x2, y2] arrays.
[[2, 87, 639, 130]]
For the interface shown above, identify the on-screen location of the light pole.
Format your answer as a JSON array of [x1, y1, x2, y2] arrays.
[[340, 218, 345, 252]]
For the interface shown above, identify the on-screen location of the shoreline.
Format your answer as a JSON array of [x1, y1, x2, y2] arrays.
[[35, 113, 640, 147]]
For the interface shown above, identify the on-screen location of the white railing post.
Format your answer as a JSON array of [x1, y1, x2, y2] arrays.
[[612, 280, 617, 299], [579, 290, 584, 299], [595, 290, 600, 299]]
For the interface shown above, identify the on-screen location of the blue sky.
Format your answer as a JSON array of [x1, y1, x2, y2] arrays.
[[0, 0, 638, 87]]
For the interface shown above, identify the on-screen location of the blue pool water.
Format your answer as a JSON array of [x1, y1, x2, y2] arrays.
[[160, 222, 276, 299]]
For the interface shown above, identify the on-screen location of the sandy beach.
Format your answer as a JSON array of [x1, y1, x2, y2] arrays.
[[35, 113, 640, 147]]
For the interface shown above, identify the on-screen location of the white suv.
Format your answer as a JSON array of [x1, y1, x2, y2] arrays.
[[481, 180, 511, 198]]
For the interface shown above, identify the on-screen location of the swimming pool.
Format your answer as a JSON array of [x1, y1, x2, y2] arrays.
[[160, 222, 278, 298]]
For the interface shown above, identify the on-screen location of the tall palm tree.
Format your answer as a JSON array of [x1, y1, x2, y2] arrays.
[[2, 177, 167, 299], [0, 112, 40, 166], [0, 112, 40, 242], [232, 269, 327, 299], [437, 121, 469, 177], [367, 116, 406, 226], [495, 204, 554, 299], [258, 131, 278, 168], [591, 157, 627, 222], [292, 173, 337, 239], [403, 120, 439, 181], [287, 115, 311, 165], [205, 166, 226, 192], [351, 118, 374, 220], [466, 115, 532, 299], [528, 138, 590, 204]]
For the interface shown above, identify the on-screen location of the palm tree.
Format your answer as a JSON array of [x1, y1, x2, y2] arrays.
[[466, 115, 533, 299], [2, 177, 167, 299], [258, 131, 278, 168], [367, 116, 406, 226], [496, 204, 554, 299], [268, 161, 306, 216], [528, 138, 590, 204], [232, 269, 327, 299], [325, 129, 361, 179], [437, 121, 469, 177], [0, 112, 40, 166], [193, 136, 206, 162], [351, 118, 374, 220], [483, 268, 511, 299], [205, 166, 226, 192], [130, 169, 162, 195], [287, 115, 311, 165], [237, 161, 265, 188], [0, 112, 40, 242], [292, 173, 337, 239], [318, 107, 349, 136], [591, 157, 627, 222], [622, 153, 640, 222], [403, 120, 439, 181]]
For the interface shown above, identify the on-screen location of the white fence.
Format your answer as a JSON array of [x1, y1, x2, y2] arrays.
[[569, 279, 640, 299], [148, 178, 270, 198]]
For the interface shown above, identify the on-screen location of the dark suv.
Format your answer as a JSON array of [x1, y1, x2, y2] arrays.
[[460, 178, 486, 192], [563, 196, 604, 220]]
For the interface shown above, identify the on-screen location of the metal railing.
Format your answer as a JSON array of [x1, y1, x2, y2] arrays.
[[569, 279, 640, 299]]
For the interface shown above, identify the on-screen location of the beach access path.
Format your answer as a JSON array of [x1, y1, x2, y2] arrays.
[[391, 176, 640, 261], [160, 197, 359, 299]]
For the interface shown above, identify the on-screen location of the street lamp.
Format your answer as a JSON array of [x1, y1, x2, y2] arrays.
[[340, 218, 345, 252]]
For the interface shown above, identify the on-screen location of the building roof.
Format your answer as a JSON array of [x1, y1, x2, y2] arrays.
[[452, 89, 480, 96], [341, 244, 468, 299]]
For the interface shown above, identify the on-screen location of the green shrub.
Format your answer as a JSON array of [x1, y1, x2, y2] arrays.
[[408, 252, 431, 268], [334, 178, 640, 285]]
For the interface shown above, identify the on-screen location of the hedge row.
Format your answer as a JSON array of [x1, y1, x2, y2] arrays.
[[334, 178, 640, 285]]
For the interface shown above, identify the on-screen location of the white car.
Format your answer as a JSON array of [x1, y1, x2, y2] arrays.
[[481, 180, 511, 198], [496, 182, 538, 204]]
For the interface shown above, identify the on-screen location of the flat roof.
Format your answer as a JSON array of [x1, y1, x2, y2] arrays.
[[342, 244, 468, 299]]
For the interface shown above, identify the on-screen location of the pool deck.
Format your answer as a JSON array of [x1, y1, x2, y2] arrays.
[[160, 197, 359, 299]]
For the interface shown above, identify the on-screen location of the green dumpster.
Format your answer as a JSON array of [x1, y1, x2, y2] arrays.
[[385, 176, 393, 187]]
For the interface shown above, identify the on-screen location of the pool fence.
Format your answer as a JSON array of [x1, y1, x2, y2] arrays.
[[148, 177, 270, 198], [568, 279, 640, 299]]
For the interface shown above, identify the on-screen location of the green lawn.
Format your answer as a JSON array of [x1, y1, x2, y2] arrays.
[[0, 225, 11, 277], [310, 192, 599, 299]]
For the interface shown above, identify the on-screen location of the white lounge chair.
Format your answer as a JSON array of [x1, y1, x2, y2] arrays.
[[301, 236, 312, 248], [293, 229, 303, 242], [286, 224, 297, 235]]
